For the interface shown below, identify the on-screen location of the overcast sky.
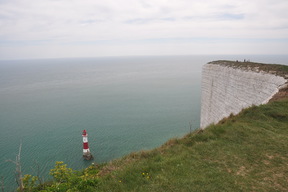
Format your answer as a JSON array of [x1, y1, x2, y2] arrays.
[[0, 0, 287, 59]]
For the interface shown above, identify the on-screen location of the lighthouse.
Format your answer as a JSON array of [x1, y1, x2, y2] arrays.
[[82, 130, 93, 160]]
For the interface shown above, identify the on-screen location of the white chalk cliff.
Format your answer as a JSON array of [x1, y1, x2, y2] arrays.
[[200, 61, 287, 129]]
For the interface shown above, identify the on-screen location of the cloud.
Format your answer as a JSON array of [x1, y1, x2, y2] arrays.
[[0, 0, 287, 59]]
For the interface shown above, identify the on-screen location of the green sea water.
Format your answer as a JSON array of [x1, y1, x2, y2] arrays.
[[0, 55, 287, 190]]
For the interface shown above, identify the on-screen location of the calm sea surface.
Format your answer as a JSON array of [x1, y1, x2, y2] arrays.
[[0, 55, 287, 190]]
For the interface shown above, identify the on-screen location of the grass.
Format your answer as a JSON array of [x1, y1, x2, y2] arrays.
[[27, 97, 288, 191], [208, 60, 288, 79], [92, 98, 288, 192]]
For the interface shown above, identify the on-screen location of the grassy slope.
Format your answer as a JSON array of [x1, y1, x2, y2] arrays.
[[208, 60, 288, 79], [95, 98, 288, 192]]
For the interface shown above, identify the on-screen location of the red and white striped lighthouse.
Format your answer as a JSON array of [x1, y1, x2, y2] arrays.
[[82, 130, 93, 160]]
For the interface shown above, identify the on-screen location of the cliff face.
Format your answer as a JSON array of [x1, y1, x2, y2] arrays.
[[200, 61, 287, 129]]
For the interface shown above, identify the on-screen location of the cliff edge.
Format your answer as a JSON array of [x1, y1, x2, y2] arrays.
[[200, 60, 288, 129]]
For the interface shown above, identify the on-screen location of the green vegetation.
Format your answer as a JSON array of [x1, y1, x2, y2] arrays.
[[208, 60, 288, 79], [21, 98, 288, 191]]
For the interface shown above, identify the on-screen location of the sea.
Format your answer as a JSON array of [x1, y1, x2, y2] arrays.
[[0, 55, 287, 191]]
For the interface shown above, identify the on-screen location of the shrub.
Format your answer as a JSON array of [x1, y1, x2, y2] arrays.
[[49, 161, 73, 183]]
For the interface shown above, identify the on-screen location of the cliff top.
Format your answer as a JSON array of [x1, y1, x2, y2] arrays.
[[208, 60, 288, 79]]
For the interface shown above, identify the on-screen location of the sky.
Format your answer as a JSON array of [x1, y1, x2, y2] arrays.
[[0, 0, 288, 59]]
